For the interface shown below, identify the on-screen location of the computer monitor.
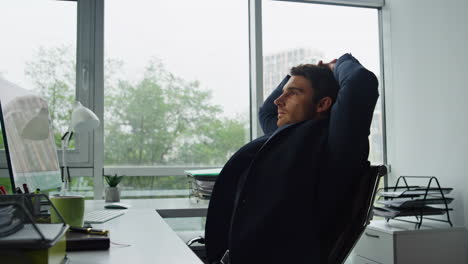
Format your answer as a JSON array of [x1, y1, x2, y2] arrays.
[[0, 101, 13, 193], [0, 78, 62, 194]]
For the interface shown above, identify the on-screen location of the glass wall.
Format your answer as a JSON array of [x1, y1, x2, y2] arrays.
[[0, 0, 77, 194], [0, 0, 77, 147], [103, 0, 250, 196], [262, 1, 384, 164], [104, 0, 250, 167], [0, 0, 386, 200]]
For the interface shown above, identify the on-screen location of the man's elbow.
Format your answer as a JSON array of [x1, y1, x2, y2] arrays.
[[258, 109, 278, 134], [349, 68, 379, 99]]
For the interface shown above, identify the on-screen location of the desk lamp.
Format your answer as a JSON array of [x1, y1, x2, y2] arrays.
[[61, 101, 100, 194]]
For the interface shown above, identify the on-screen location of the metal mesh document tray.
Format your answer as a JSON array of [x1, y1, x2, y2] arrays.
[[0, 194, 69, 263], [373, 176, 454, 229]]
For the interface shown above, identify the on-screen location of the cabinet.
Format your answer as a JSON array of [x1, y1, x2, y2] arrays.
[[353, 220, 467, 264]]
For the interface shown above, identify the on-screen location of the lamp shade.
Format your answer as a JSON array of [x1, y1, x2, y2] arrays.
[[70, 101, 100, 132], [21, 107, 50, 140]]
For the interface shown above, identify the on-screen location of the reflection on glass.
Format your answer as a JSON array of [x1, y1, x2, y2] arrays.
[[104, 0, 250, 167], [262, 1, 383, 164], [0, 123, 3, 150], [0, 121, 9, 192], [0, 79, 62, 193], [0, 0, 77, 147]]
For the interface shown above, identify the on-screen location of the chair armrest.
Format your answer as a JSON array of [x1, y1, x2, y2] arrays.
[[186, 236, 205, 246]]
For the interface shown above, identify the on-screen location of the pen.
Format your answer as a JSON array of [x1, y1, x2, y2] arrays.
[[69, 226, 109, 236], [23, 183, 30, 194]]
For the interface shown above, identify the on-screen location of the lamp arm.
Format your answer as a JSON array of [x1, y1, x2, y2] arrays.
[[60, 129, 73, 194]]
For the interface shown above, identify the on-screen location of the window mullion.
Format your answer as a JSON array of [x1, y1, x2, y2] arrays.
[[249, 0, 264, 139], [77, 0, 104, 199], [272, 0, 384, 8]]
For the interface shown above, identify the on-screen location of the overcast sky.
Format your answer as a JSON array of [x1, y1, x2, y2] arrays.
[[1, 0, 380, 118]]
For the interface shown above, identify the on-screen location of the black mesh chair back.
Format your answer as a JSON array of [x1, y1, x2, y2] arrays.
[[327, 165, 387, 264]]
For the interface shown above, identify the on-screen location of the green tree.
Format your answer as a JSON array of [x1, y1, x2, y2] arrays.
[[24, 46, 248, 169], [175, 116, 247, 165], [104, 59, 239, 165], [25, 45, 75, 136], [25, 47, 126, 147]]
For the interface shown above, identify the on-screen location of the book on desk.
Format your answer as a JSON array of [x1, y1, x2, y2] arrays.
[[66, 230, 110, 251]]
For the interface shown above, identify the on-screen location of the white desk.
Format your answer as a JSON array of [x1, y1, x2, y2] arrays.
[[67, 199, 208, 264], [84, 198, 209, 217]]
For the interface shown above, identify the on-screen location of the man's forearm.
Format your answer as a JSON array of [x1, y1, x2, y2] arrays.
[[258, 75, 290, 135], [328, 54, 379, 166]]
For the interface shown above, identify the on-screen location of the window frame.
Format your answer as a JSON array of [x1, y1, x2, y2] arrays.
[[99, 0, 388, 197], [76, 0, 105, 199], [100, 0, 255, 181], [0, 0, 95, 180], [272, 0, 384, 8], [269, 0, 388, 170]]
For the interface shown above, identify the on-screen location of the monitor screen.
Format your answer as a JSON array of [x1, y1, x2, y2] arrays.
[[0, 103, 12, 193], [0, 77, 62, 193]]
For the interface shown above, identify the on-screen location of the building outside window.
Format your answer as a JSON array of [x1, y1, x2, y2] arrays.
[[263, 0, 384, 165]]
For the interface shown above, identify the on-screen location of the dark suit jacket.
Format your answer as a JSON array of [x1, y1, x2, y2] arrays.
[[205, 54, 379, 264]]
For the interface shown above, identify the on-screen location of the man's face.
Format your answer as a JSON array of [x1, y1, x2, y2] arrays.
[[274, 75, 317, 127]]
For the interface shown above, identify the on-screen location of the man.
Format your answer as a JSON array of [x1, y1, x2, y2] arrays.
[[204, 54, 379, 264]]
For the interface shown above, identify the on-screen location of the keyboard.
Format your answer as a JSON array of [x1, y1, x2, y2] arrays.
[[84, 210, 126, 224]]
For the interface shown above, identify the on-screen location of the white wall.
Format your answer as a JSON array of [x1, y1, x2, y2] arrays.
[[383, 0, 468, 230]]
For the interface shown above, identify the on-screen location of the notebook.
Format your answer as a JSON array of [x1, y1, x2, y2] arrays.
[[66, 230, 110, 251]]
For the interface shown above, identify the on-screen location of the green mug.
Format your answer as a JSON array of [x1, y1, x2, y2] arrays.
[[50, 195, 85, 227]]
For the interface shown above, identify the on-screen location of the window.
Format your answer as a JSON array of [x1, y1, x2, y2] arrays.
[[103, 0, 249, 197], [1, 0, 386, 200], [0, 0, 79, 191], [262, 0, 384, 164], [0, 0, 77, 147]]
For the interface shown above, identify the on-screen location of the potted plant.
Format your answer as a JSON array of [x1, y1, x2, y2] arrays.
[[104, 174, 124, 202]]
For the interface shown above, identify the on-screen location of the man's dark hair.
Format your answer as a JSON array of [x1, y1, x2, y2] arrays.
[[290, 64, 339, 104]]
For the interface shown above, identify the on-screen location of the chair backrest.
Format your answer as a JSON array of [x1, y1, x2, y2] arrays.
[[327, 164, 387, 264]]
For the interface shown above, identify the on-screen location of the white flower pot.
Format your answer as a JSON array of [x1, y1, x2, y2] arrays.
[[105, 187, 121, 202]]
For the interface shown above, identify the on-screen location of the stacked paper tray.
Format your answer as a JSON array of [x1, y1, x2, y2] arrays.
[[374, 185, 454, 219], [377, 187, 452, 198], [185, 168, 222, 200], [377, 197, 454, 208], [373, 205, 452, 218]]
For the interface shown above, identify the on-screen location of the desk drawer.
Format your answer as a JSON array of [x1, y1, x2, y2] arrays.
[[354, 228, 393, 264]]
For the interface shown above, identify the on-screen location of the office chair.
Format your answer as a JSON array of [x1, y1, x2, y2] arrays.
[[326, 164, 387, 264], [186, 164, 387, 264]]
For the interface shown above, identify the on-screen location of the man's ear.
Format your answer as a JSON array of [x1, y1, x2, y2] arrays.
[[316, 97, 333, 113]]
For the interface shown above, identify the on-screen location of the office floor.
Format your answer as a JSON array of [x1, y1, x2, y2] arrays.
[[344, 254, 354, 264], [164, 217, 206, 232]]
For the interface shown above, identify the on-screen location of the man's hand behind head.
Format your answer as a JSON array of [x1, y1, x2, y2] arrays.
[[318, 59, 338, 71]]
